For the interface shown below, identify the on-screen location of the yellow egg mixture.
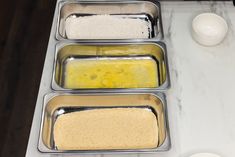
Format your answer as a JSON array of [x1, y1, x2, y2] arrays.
[[64, 58, 158, 88]]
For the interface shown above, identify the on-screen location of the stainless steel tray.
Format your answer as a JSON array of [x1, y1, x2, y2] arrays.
[[26, 0, 171, 156], [57, 0, 163, 40], [52, 42, 170, 91], [38, 92, 171, 153]]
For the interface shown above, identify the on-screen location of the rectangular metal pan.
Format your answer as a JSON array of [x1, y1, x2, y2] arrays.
[[38, 92, 171, 153], [52, 42, 170, 91], [56, 0, 163, 40]]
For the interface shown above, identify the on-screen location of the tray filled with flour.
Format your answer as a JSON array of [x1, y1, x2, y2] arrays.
[[57, 0, 163, 40]]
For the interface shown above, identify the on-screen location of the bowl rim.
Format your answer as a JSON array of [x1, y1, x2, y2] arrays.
[[192, 12, 228, 36]]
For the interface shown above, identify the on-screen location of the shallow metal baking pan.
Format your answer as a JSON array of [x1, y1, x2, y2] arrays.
[[52, 41, 170, 91], [56, 0, 163, 40], [38, 92, 170, 153]]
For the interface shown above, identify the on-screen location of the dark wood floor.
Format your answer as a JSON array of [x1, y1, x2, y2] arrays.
[[0, 0, 56, 156]]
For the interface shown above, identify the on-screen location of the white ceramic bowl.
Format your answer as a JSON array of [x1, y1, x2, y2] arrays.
[[192, 13, 228, 46], [190, 153, 221, 157]]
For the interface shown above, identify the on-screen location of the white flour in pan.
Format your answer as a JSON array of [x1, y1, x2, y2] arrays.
[[65, 15, 150, 39]]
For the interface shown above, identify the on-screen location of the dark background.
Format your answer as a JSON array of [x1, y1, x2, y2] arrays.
[[0, 0, 56, 156], [0, 0, 234, 157]]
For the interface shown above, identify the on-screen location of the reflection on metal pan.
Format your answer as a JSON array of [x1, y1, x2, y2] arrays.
[[57, 0, 163, 40], [38, 92, 171, 153]]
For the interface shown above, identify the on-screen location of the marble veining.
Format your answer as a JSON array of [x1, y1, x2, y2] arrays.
[[160, 1, 235, 157]]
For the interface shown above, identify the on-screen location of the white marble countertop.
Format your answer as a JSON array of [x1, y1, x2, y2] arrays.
[[26, 1, 235, 157], [162, 1, 235, 157]]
